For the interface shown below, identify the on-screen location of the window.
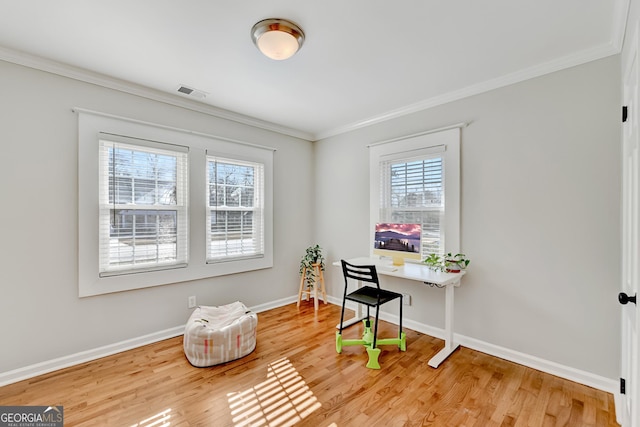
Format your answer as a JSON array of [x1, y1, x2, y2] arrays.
[[78, 109, 274, 297], [380, 154, 444, 254], [370, 127, 461, 257], [206, 155, 264, 262], [98, 135, 188, 275]]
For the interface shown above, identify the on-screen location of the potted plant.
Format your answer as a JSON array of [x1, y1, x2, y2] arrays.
[[299, 245, 325, 288], [423, 253, 444, 272], [443, 253, 470, 273], [423, 252, 470, 273]]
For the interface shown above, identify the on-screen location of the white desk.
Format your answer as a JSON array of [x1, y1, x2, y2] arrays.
[[335, 257, 465, 368]]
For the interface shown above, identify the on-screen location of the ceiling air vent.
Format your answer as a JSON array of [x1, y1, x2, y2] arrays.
[[177, 85, 207, 100]]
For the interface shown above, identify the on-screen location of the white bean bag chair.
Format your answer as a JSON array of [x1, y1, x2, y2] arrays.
[[183, 301, 257, 367]]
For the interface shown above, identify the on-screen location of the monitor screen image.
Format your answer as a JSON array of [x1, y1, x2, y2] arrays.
[[373, 223, 422, 265]]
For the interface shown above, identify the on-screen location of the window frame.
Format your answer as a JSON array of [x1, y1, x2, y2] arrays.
[[206, 153, 265, 263], [369, 127, 461, 259], [97, 135, 189, 276], [78, 109, 274, 297]]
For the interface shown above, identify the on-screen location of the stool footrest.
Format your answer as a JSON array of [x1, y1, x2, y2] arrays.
[[335, 331, 407, 358], [366, 347, 381, 369], [375, 333, 407, 350], [341, 338, 368, 346]]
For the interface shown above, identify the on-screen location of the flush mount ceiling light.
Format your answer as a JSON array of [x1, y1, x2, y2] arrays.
[[251, 18, 305, 60]]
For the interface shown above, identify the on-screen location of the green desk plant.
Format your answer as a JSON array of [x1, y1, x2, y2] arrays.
[[424, 252, 470, 273], [299, 245, 325, 288]]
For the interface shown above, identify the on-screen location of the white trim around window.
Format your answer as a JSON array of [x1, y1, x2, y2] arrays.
[[98, 134, 190, 276], [369, 126, 461, 258], [205, 153, 266, 263], [77, 109, 274, 297]]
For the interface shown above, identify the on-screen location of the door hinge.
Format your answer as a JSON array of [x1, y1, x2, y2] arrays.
[[621, 377, 626, 394], [623, 106, 628, 123]]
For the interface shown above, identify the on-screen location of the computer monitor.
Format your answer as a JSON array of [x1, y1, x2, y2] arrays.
[[372, 223, 422, 266]]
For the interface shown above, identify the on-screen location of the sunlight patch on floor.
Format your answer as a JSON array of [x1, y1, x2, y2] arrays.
[[130, 408, 171, 427], [227, 358, 322, 427]]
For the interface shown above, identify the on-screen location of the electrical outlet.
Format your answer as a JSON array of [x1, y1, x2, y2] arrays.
[[188, 295, 197, 309], [402, 293, 411, 306]]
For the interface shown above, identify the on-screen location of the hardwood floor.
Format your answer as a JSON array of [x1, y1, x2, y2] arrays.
[[0, 303, 619, 426]]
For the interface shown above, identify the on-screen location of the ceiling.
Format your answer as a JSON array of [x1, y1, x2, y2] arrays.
[[0, 1, 629, 141]]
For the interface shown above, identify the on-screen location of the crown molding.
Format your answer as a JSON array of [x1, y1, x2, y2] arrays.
[[0, 34, 624, 144], [612, 0, 631, 52], [315, 42, 621, 141], [0, 45, 314, 141]]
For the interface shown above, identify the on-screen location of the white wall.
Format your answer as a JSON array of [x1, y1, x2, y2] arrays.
[[0, 60, 314, 373], [315, 55, 622, 380], [0, 47, 623, 387]]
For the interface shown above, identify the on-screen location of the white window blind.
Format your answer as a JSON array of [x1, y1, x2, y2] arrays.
[[380, 154, 444, 255], [98, 134, 189, 275], [370, 126, 461, 258], [206, 155, 265, 262]]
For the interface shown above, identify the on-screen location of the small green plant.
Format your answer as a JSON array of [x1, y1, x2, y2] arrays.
[[299, 245, 325, 288], [423, 253, 444, 271], [423, 252, 470, 273]]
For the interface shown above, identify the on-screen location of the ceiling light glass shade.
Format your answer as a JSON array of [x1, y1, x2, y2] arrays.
[[251, 18, 305, 60]]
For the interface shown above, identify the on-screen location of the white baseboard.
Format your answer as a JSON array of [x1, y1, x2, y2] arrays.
[[456, 334, 618, 395], [249, 295, 298, 313], [328, 296, 618, 395], [0, 297, 297, 388], [0, 295, 618, 398], [0, 325, 184, 387]]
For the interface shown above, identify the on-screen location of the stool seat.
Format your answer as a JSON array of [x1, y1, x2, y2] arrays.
[[183, 301, 257, 367]]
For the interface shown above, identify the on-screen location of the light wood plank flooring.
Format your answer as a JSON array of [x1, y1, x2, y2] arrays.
[[0, 302, 619, 426]]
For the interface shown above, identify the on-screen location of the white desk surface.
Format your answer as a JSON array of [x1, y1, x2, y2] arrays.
[[335, 257, 465, 287]]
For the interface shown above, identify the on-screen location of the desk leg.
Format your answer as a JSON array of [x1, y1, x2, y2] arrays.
[[336, 279, 366, 329], [428, 282, 459, 368]]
